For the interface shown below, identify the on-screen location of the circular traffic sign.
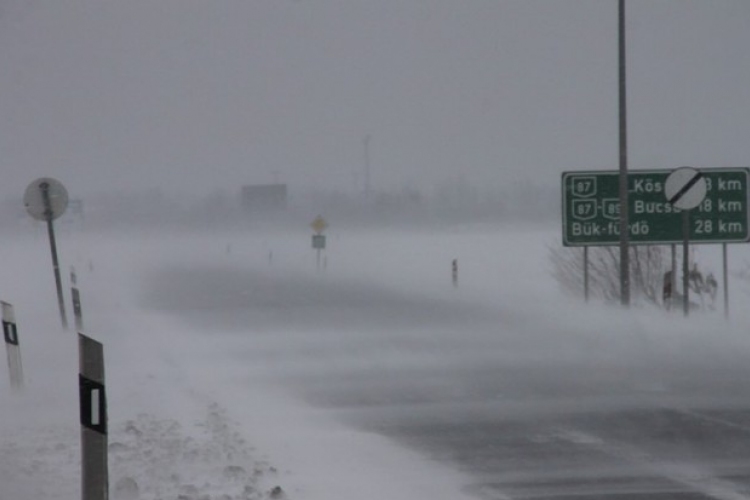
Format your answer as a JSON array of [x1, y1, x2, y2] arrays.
[[24, 177, 69, 221], [664, 167, 707, 210]]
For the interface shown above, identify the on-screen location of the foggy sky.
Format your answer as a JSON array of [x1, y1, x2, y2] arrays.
[[1, 1, 749, 200]]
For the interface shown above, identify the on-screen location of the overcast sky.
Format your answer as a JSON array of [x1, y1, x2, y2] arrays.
[[1, 1, 750, 199]]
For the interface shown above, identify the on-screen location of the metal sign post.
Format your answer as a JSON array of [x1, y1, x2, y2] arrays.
[[723, 243, 729, 318], [670, 243, 677, 305], [46, 207, 67, 330], [665, 167, 707, 317], [583, 248, 589, 302], [681, 210, 691, 316], [79, 333, 108, 500], [2, 302, 23, 390], [24, 178, 69, 330]]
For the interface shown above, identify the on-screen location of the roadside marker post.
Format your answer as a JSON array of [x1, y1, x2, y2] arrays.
[[71, 267, 84, 332], [310, 215, 328, 272], [79, 333, 108, 500], [2, 302, 23, 390]]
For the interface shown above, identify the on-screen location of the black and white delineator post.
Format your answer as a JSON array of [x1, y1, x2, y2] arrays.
[[2, 301, 23, 390], [24, 177, 69, 330], [310, 215, 328, 272], [665, 167, 707, 317], [79, 333, 108, 500], [71, 267, 84, 332]]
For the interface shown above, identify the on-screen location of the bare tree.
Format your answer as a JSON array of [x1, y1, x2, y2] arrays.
[[549, 245, 668, 306], [550, 244, 720, 309]]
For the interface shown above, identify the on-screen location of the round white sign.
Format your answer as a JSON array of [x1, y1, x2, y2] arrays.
[[664, 167, 707, 210], [24, 177, 69, 221]]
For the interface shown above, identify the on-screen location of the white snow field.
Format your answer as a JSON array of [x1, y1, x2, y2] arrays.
[[2, 221, 750, 500]]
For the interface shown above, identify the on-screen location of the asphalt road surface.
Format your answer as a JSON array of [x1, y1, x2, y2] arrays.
[[144, 263, 750, 500]]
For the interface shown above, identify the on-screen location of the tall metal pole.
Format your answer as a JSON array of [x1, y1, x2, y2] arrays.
[[618, 0, 630, 306], [41, 182, 69, 330]]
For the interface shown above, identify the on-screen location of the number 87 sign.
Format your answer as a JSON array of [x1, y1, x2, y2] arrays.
[[572, 199, 597, 220], [571, 177, 597, 197]]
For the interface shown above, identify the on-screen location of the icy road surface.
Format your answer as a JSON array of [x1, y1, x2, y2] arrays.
[[139, 226, 750, 500]]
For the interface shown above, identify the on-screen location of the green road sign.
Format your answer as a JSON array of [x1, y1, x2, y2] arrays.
[[562, 168, 750, 246]]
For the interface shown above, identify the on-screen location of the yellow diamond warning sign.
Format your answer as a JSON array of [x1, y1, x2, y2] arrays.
[[311, 215, 328, 234]]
